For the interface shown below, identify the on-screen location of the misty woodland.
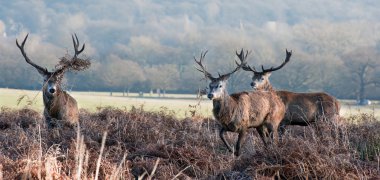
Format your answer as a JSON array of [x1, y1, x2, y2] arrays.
[[0, 1, 380, 179]]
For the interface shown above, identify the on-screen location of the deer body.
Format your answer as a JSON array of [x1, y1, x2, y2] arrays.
[[42, 86, 79, 127], [276, 91, 340, 126], [213, 91, 284, 131], [195, 50, 285, 156], [243, 50, 340, 133], [17, 34, 87, 128]]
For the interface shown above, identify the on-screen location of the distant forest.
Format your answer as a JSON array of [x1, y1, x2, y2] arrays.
[[0, 1, 379, 100]]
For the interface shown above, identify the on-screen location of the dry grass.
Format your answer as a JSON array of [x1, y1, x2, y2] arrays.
[[57, 54, 91, 72], [0, 106, 379, 179]]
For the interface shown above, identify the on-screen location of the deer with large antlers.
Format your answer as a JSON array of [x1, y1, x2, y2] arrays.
[[195, 49, 285, 156], [16, 34, 89, 128], [242, 50, 340, 135]]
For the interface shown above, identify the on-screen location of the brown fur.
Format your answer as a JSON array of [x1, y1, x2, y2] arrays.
[[213, 90, 285, 156], [250, 78, 341, 137], [244, 49, 341, 131], [252, 79, 340, 127], [276, 91, 340, 126], [42, 85, 79, 127]]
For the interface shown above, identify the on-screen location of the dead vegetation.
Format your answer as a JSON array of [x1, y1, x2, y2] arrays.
[[0, 106, 379, 179], [56, 55, 91, 73]]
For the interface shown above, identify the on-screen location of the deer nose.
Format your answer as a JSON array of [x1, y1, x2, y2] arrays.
[[49, 88, 56, 94], [207, 94, 214, 100], [250, 82, 254, 87]]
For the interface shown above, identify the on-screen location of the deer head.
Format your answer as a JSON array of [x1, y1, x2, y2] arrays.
[[16, 34, 85, 97], [194, 49, 248, 100], [242, 49, 292, 90]]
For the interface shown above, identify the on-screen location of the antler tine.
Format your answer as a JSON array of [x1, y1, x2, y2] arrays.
[[242, 63, 258, 72], [219, 49, 249, 79], [16, 34, 48, 74], [194, 50, 215, 80], [237, 49, 259, 73], [261, 48, 292, 73], [72, 33, 85, 58]]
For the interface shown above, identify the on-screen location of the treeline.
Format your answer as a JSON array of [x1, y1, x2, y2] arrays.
[[1, 38, 380, 100], [1, 0, 380, 100]]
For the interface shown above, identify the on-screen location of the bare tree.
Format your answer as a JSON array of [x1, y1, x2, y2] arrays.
[[343, 47, 380, 105]]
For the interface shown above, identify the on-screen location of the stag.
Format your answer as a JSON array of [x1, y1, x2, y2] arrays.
[[242, 49, 340, 134], [16, 34, 87, 128], [195, 49, 285, 156]]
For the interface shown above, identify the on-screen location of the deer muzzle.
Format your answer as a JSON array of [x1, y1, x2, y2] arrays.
[[207, 93, 214, 100], [49, 88, 56, 94]]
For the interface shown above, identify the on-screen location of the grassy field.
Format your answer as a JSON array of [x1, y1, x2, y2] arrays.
[[0, 88, 213, 118], [0, 88, 379, 118]]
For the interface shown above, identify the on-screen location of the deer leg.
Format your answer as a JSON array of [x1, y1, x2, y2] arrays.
[[44, 110, 54, 129], [256, 125, 268, 146], [267, 123, 279, 145], [235, 130, 247, 156], [264, 123, 274, 144], [278, 123, 286, 141], [219, 128, 233, 152]]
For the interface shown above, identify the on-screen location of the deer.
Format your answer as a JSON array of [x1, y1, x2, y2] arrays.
[[194, 49, 285, 156], [242, 49, 341, 135], [16, 34, 87, 129]]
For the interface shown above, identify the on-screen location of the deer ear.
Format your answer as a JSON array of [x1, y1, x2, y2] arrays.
[[264, 72, 272, 78]]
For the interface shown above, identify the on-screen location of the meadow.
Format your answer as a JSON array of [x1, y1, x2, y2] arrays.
[[1, 88, 379, 119]]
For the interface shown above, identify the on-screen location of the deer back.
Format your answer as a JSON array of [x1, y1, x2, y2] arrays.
[[276, 90, 340, 125]]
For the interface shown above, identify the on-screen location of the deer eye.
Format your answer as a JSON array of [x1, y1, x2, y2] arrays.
[[219, 85, 222, 88]]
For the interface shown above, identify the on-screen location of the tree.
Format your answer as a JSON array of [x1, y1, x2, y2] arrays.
[[343, 47, 380, 104], [144, 64, 180, 96], [100, 54, 146, 91]]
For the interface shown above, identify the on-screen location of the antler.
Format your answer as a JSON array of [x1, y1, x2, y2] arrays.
[[54, 34, 88, 75], [72, 33, 85, 59], [260, 49, 292, 73], [243, 49, 292, 74], [236, 49, 250, 65], [194, 50, 216, 80], [16, 34, 48, 74], [218, 48, 248, 79]]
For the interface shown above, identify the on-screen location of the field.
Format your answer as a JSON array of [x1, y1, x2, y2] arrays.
[[1, 88, 380, 119], [0, 88, 380, 179]]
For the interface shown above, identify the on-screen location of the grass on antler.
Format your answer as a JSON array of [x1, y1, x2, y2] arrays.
[[56, 55, 91, 72]]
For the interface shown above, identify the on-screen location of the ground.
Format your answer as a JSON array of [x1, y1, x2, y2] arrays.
[[1, 88, 379, 119]]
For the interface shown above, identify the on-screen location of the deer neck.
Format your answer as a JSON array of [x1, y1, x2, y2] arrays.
[[258, 81, 274, 91], [212, 91, 233, 120]]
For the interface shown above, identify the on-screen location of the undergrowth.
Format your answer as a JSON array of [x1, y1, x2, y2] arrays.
[[0, 106, 379, 179]]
